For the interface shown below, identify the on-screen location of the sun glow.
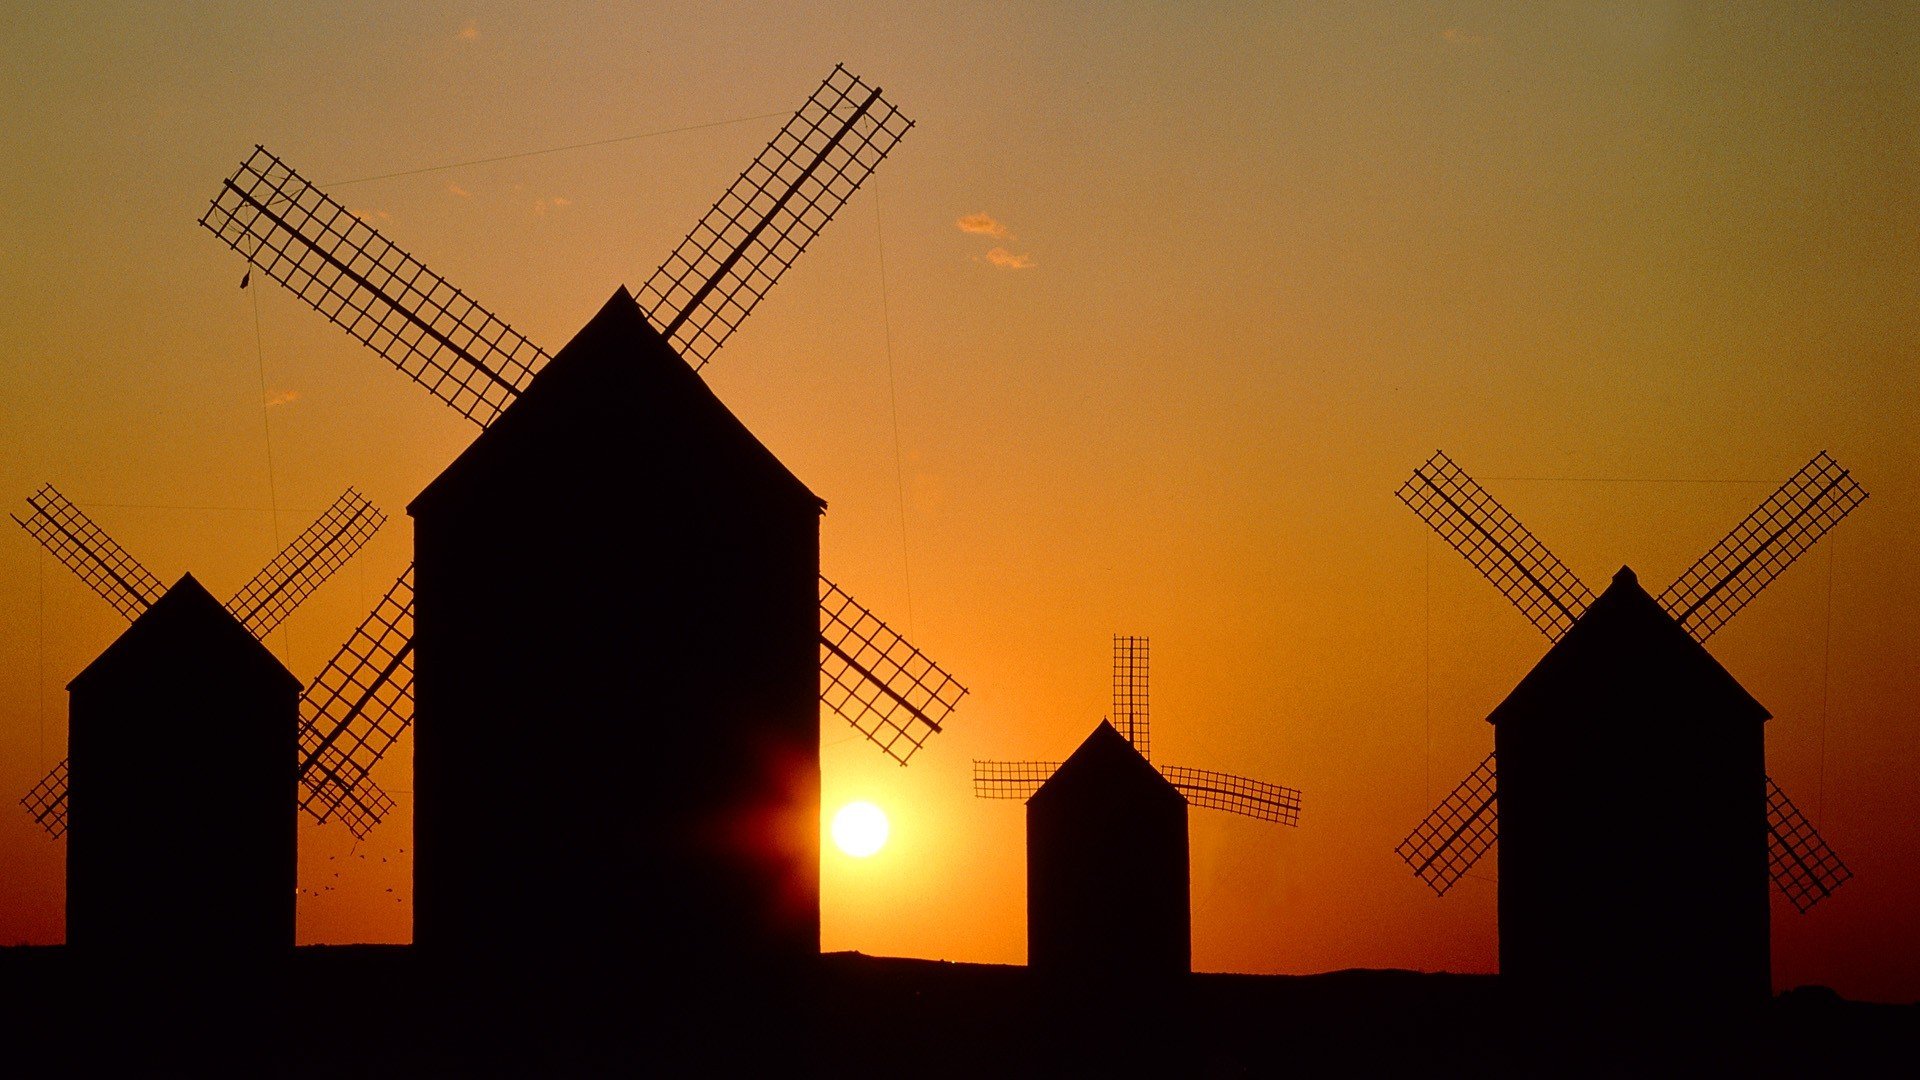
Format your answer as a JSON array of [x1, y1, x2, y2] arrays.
[[830, 801, 889, 858]]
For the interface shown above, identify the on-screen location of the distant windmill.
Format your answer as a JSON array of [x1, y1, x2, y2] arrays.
[[197, 67, 965, 847], [1395, 451, 1864, 1006], [199, 66, 964, 967], [16, 484, 389, 837], [974, 635, 1303, 826]]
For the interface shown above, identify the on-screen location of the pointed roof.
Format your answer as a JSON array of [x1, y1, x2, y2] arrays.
[[1488, 566, 1769, 729], [410, 287, 823, 516], [1029, 720, 1186, 812], [68, 573, 300, 694]]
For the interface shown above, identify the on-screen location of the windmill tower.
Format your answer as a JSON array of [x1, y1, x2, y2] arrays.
[[975, 636, 1304, 974], [1395, 451, 1863, 1011], [199, 67, 966, 970], [13, 485, 384, 953]]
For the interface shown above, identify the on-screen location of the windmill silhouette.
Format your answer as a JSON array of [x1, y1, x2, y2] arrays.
[[974, 636, 1303, 825], [16, 484, 390, 837], [199, 66, 965, 967], [1394, 450, 1863, 1007], [196, 67, 964, 845], [12, 485, 383, 953]]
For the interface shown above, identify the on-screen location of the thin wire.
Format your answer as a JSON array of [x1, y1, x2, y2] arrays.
[[37, 549, 45, 765], [1424, 531, 1431, 807], [1817, 538, 1836, 824], [1483, 475, 1772, 485], [875, 181, 914, 634], [248, 268, 288, 661], [320, 112, 790, 189]]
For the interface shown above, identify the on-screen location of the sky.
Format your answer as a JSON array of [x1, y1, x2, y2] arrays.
[[1, 2, 1915, 1002]]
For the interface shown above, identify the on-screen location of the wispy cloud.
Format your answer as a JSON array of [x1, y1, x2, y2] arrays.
[[447, 183, 472, 198], [264, 390, 301, 408], [956, 212, 1009, 238], [984, 247, 1034, 270], [1442, 27, 1488, 44], [458, 21, 480, 42], [532, 196, 573, 217]]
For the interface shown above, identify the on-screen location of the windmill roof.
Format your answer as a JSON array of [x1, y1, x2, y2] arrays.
[[1029, 720, 1186, 811], [1487, 566, 1769, 729], [409, 287, 823, 516], [67, 573, 300, 693]]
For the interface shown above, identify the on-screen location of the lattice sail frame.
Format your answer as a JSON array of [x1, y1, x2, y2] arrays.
[[20, 760, 69, 838], [1162, 766, 1302, 826], [227, 488, 385, 638], [1113, 635, 1150, 760], [1766, 777, 1853, 912], [1395, 753, 1499, 896], [12, 485, 166, 621], [298, 565, 415, 837], [819, 576, 967, 765], [1658, 452, 1868, 643], [1399, 452, 1594, 641], [202, 146, 549, 428], [972, 760, 1059, 800], [637, 64, 914, 368]]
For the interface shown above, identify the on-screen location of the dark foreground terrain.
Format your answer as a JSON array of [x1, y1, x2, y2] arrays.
[[0, 945, 1911, 1075]]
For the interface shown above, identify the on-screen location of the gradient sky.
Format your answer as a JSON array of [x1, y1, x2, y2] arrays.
[[2, 3, 1915, 1002]]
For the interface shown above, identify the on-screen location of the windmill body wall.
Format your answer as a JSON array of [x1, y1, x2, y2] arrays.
[[1027, 724, 1190, 979], [410, 292, 822, 976], [66, 578, 299, 957], [1493, 579, 1771, 1015]]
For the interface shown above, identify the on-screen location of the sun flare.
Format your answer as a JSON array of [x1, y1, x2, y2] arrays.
[[830, 801, 889, 858]]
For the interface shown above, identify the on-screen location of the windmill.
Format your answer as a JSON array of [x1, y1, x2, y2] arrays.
[[12, 485, 382, 953], [1394, 450, 1864, 1005], [199, 66, 964, 966], [197, 68, 962, 845], [15, 484, 391, 838], [974, 635, 1303, 826]]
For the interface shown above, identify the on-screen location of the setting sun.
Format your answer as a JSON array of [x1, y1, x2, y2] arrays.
[[831, 801, 890, 858]]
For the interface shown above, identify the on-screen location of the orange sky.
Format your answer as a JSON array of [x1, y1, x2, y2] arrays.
[[2, 4, 1915, 1002]]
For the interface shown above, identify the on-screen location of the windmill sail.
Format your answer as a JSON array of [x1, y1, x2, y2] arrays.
[[1162, 766, 1302, 825], [1766, 777, 1852, 912], [201, 146, 549, 428], [819, 576, 966, 765], [637, 64, 914, 368], [19, 760, 69, 838], [1399, 452, 1593, 641], [1113, 635, 1150, 760], [972, 760, 1060, 799], [298, 565, 415, 836], [226, 488, 386, 638], [1659, 452, 1867, 643], [12, 484, 166, 621], [1395, 753, 1499, 896]]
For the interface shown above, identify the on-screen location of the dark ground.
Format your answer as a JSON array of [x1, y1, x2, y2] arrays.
[[0, 945, 1911, 1075]]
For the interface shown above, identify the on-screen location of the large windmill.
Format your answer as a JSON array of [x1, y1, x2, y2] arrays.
[[12, 484, 382, 953], [1394, 450, 1863, 1006], [974, 635, 1303, 827], [16, 484, 390, 837], [197, 66, 965, 846], [199, 65, 964, 967]]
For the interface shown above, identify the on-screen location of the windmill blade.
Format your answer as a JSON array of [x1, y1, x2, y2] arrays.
[[819, 576, 966, 765], [1163, 765, 1302, 826], [636, 65, 914, 368], [1395, 753, 1498, 896], [1399, 453, 1594, 641], [201, 146, 548, 428], [12, 484, 166, 621], [972, 760, 1060, 800], [1113, 635, 1150, 760], [298, 565, 415, 833], [1766, 776, 1852, 913], [226, 488, 386, 639], [1658, 452, 1868, 643], [19, 760, 69, 838]]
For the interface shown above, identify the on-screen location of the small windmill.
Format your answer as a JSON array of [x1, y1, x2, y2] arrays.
[[197, 66, 965, 843], [1394, 451, 1860, 910], [15, 484, 390, 838], [974, 635, 1303, 826]]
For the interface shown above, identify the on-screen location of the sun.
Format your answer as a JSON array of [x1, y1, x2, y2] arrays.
[[830, 801, 889, 858]]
